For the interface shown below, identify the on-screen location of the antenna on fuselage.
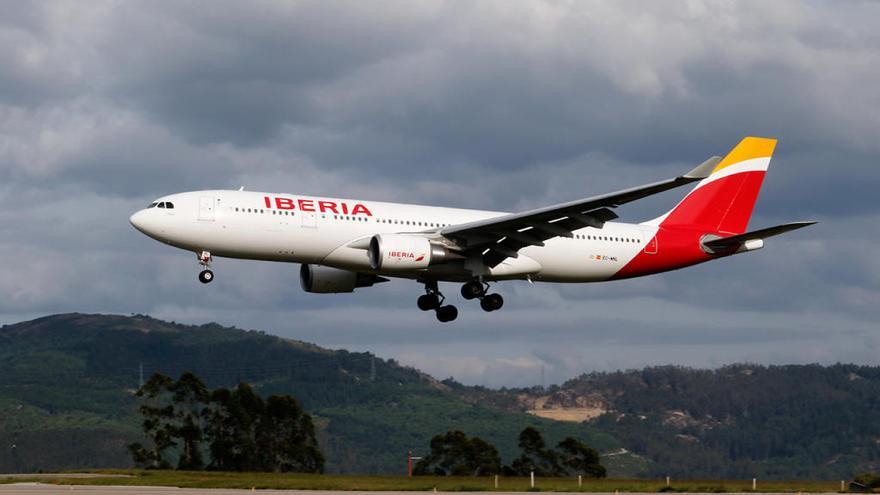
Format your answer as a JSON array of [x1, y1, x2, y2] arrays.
[[238, 186, 245, 191]]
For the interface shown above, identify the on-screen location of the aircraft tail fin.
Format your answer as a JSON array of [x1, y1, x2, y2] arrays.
[[648, 136, 778, 234]]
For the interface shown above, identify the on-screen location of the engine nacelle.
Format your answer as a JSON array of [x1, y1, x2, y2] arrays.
[[300, 264, 386, 293], [368, 234, 457, 272]]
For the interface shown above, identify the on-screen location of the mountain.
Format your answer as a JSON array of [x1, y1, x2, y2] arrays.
[[1, 313, 878, 479], [0, 313, 623, 474], [449, 365, 880, 479]]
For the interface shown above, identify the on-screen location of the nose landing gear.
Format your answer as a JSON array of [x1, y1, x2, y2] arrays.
[[197, 251, 214, 284], [417, 280, 458, 322], [461, 280, 503, 312]]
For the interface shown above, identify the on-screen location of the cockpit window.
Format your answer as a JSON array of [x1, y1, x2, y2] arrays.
[[158, 202, 166, 209], [148, 202, 158, 208], [165, 202, 174, 209]]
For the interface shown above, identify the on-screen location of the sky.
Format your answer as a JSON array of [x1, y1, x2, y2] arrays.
[[1, 0, 879, 387]]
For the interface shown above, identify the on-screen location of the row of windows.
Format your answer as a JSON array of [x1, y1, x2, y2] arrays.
[[231, 206, 640, 244], [574, 233, 640, 243], [335, 215, 451, 228], [235, 207, 290, 215], [148, 201, 175, 209]]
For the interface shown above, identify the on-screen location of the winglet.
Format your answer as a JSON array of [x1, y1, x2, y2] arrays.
[[683, 156, 722, 179]]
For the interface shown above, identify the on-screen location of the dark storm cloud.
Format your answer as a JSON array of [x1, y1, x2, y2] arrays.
[[1, 0, 878, 386]]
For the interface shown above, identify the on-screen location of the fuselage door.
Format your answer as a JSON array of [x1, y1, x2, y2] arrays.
[[198, 196, 215, 221]]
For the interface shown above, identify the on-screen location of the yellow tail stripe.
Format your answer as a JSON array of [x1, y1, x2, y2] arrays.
[[713, 136, 777, 173]]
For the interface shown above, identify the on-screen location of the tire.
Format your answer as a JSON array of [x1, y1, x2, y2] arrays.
[[460, 281, 484, 300], [436, 305, 458, 322], [199, 270, 214, 284], [481, 293, 503, 312], [417, 293, 440, 311]]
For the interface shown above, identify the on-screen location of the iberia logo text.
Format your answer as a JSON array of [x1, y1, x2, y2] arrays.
[[390, 251, 426, 262]]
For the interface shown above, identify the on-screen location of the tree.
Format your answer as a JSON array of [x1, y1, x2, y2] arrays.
[[171, 372, 208, 470], [557, 437, 606, 478], [257, 395, 325, 473], [505, 427, 564, 477], [131, 374, 324, 473], [129, 373, 176, 469], [414, 431, 501, 476]]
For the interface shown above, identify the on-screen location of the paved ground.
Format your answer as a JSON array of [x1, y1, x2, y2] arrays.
[[0, 486, 847, 495]]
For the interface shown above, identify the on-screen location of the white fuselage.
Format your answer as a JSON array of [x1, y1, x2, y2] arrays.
[[129, 190, 658, 283]]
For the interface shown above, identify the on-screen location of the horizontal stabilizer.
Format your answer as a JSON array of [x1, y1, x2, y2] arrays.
[[702, 221, 817, 253]]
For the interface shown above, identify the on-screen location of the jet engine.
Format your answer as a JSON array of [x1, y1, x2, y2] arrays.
[[300, 264, 387, 293], [368, 234, 459, 272]]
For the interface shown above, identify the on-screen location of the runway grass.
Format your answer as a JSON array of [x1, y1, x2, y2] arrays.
[[0, 470, 849, 492]]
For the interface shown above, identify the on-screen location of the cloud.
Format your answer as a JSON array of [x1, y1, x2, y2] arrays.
[[1, 0, 878, 386]]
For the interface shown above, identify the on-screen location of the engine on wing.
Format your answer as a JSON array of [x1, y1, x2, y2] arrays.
[[368, 234, 458, 272], [300, 264, 386, 293]]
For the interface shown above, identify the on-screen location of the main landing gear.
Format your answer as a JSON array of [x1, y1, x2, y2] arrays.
[[417, 280, 458, 322], [461, 280, 504, 312], [417, 280, 504, 322], [197, 251, 214, 284]]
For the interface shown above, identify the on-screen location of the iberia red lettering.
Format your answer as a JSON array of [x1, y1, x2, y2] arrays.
[[351, 203, 372, 216], [261, 196, 373, 216], [318, 201, 338, 214], [275, 198, 295, 210]]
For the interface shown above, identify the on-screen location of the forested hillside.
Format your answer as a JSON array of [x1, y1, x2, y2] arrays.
[[450, 365, 880, 479], [2, 313, 878, 479], [0, 314, 620, 474]]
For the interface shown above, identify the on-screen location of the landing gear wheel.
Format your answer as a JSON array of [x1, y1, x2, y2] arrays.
[[480, 293, 503, 312], [198, 269, 214, 284], [436, 305, 459, 322], [417, 293, 441, 311], [461, 280, 486, 300]]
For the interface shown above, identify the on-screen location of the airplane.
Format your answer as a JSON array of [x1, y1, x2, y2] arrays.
[[130, 136, 814, 322]]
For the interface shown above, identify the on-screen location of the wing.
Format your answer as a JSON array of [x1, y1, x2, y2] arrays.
[[440, 156, 722, 267]]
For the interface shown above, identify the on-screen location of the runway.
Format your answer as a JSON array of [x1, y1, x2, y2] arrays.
[[0, 485, 845, 495]]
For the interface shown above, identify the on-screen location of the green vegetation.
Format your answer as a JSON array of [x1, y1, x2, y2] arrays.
[[451, 364, 880, 479], [854, 472, 880, 490], [504, 427, 606, 478], [411, 427, 605, 478], [0, 313, 620, 475], [0, 470, 847, 492], [1, 313, 879, 479], [414, 430, 502, 476], [130, 372, 323, 472]]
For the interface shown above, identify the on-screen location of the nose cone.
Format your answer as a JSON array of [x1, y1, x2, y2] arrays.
[[129, 210, 152, 235]]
